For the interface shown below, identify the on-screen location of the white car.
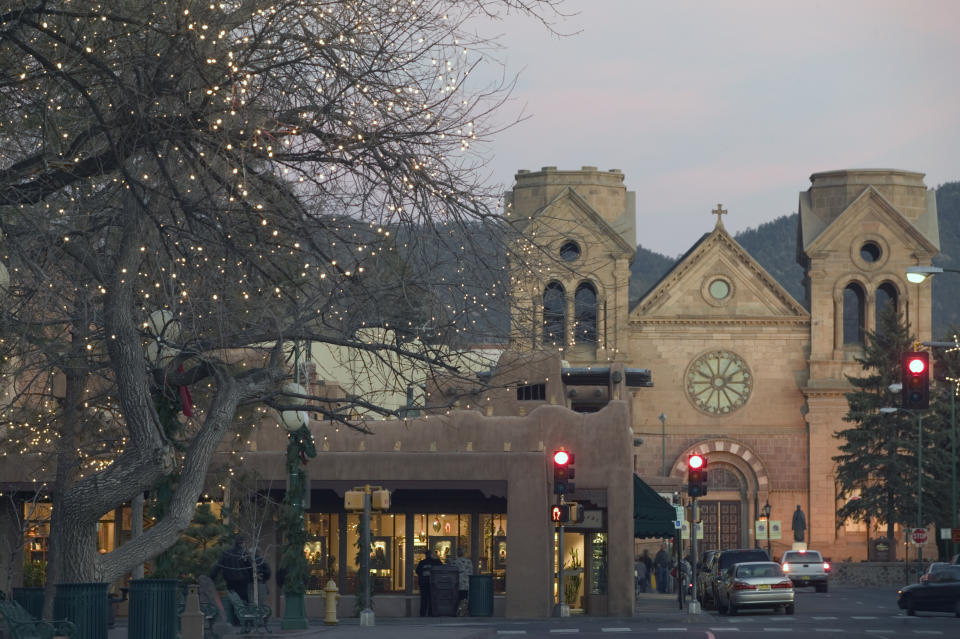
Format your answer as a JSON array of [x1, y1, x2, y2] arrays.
[[781, 549, 830, 593]]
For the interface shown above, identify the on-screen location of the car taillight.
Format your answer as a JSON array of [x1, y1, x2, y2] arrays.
[[733, 581, 757, 591], [773, 580, 793, 589], [782, 563, 791, 573], [823, 562, 830, 572]]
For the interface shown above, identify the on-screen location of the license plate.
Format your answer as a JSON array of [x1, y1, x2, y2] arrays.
[[801, 576, 810, 580], [758, 585, 771, 591]]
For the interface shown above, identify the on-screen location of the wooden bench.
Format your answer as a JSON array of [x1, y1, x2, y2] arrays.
[[0, 599, 76, 639], [224, 590, 271, 634]]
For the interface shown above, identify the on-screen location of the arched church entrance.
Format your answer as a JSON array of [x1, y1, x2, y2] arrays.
[[671, 440, 770, 551], [697, 467, 746, 551]]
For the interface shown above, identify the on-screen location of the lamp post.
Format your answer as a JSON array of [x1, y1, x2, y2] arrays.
[[881, 400, 923, 579], [907, 266, 960, 558], [279, 382, 316, 630], [763, 501, 772, 558]]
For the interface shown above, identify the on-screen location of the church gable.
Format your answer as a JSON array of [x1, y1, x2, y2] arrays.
[[632, 215, 808, 322], [519, 187, 635, 260], [803, 185, 938, 259]]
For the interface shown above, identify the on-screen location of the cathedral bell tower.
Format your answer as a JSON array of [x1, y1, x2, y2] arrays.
[[798, 168, 939, 547], [504, 166, 636, 365]]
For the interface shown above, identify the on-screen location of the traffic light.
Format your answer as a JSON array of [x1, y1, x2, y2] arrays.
[[687, 453, 708, 497], [902, 351, 930, 410], [550, 505, 569, 523], [553, 449, 575, 494]]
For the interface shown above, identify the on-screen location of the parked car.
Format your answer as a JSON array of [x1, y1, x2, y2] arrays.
[[780, 549, 830, 592], [717, 561, 795, 615], [919, 562, 952, 584], [696, 550, 720, 606], [897, 564, 960, 616], [703, 548, 770, 609]]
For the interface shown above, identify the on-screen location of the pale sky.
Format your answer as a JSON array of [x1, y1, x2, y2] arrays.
[[474, 0, 960, 257]]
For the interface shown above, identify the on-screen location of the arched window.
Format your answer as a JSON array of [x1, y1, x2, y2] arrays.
[[843, 282, 865, 345], [542, 282, 566, 347], [574, 282, 598, 344], [875, 283, 898, 335]]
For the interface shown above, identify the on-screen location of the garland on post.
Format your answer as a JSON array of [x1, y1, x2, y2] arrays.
[[278, 424, 317, 595]]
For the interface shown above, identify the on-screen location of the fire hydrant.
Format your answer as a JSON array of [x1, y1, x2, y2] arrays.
[[323, 578, 340, 625]]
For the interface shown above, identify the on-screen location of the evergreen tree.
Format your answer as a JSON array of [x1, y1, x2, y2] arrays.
[[930, 327, 960, 553], [834, 305, 928, 541]]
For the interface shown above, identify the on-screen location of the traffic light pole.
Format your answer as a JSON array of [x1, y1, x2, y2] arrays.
[[689, 499, 700, 614], [917, 413, 923, 580], [553, 494, 569, 617]]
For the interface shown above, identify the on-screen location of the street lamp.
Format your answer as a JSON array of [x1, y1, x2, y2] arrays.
[[881, 400, 924, 580], [279, 381, 317, 630], [905, 265, 960, 283], [906, 266, 960, 558], [763, 501, 772, 558]]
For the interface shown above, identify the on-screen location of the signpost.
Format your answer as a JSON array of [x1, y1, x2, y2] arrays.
[[910, 527, 928, 546]]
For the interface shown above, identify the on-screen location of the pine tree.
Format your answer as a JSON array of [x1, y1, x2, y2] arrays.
[[834, 305, 922, 542]]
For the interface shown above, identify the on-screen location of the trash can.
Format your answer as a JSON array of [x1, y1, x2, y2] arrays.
[[11, 587, 45, 619], [468, 574, 493, 616], [127, 579, 179, 639], [54, 582, 109, 639], [429, 565, 460, 616]]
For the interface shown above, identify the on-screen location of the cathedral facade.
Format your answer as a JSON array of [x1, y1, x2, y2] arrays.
[[503, 166, 939, 562]]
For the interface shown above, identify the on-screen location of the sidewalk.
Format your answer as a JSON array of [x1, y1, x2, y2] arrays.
[[105, 592, 691, 639]]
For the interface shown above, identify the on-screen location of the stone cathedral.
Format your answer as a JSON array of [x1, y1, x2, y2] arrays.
[[504, 166, 939, 560]]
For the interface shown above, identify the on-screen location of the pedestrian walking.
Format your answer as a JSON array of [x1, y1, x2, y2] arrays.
[[634, 557, 648, 595], [654, 543, 670, 593], [641, 549, 653, 592], [210, 535, 253, 602], [415, 549, 443, 616], [452, 547, 473, 615]]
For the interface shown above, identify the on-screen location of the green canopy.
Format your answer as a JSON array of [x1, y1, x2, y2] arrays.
[[634, 474, 678, 539]]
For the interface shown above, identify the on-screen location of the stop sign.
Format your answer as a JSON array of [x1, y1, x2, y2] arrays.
[[910, 527, 928, 545]]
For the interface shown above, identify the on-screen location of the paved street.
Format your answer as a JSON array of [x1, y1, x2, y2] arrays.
[[100, 586, 958, 639]]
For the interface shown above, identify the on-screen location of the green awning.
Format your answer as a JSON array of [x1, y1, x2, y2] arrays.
[[634, 474, 678, 539]]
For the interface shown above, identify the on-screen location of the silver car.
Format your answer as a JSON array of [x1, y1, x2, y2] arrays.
[[717, 561, 795, 615]]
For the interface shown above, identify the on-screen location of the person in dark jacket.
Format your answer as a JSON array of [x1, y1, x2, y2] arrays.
[[211, 535, 253, 602], [415, 549, 443, 616]]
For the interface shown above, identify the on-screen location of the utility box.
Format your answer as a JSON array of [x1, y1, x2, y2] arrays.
[[344, 490, 364, 511], [429, 565, 460, 616]]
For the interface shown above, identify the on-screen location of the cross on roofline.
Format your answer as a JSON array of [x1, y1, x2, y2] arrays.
[[712, 203, 727, 228]]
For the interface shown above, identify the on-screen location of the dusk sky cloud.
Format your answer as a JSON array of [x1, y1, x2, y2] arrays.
[[472, 0, 960, 256]]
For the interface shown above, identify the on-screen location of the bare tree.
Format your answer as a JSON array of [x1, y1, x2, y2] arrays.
[[0, 0, 563, 601]]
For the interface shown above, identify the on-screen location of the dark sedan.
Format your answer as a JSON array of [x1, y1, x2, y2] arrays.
[[897, 564, 960, 616]]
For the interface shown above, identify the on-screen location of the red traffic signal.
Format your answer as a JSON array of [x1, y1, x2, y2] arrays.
[[688, 453, 709, 497], [902, 351, 930, 410], [553, 449, 575, 495]]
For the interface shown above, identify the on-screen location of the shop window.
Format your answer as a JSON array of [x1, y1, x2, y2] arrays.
[[843, 282, 865, 345], [574, 282, 597, 344], [98, 511, 116, 554], [516, 383, 545, 401], [345, 512, 405, 594], [304, 513, 340, 592], [542, 282, 566, 347], [478, 513, 507, 593], [589, 532, 608, 595]]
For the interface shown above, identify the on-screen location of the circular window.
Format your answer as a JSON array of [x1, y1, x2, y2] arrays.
[[559, 241, 581, 262], [685, 350, 753, 416], [708, 279, 730, 300], [860, 242, 881, 263]]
